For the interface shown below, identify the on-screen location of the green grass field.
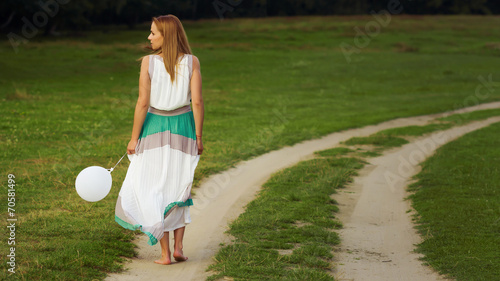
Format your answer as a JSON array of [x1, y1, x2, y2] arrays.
[[409, 122, 500, 281], [1, 15, 500, 280]]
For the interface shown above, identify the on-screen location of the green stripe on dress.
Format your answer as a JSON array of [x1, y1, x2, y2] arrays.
[[139, 111, 196, 140], [115, 198, 194, 246], [163, 199, 193, 216], [114, 215, 159, 246]]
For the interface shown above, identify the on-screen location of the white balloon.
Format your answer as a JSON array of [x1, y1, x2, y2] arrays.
[[75, 166, 112, 202]]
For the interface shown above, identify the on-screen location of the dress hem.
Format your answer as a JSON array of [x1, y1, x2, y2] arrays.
[[115, 198, 194, 246]]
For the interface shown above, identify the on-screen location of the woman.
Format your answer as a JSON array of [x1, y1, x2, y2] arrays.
[[114, 14, 204, 265]]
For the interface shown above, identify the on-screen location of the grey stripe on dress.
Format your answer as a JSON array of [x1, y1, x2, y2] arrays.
[[136, 130, 198, 156], [148, 105, 191, 116], [116, 195, 164, 244], [115, 196, 133, 224]]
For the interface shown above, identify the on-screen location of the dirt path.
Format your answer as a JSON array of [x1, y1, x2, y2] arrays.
[[333, 116, 500, 281], [105, 102, 500, 281]]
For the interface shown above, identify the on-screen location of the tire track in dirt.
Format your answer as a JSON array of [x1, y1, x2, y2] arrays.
[[333, 116, 500, 281]]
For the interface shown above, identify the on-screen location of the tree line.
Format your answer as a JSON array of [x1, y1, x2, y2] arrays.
[[1, 0, 498, 35]]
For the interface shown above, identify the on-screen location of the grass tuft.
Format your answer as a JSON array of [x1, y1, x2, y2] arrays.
[[343, 135, 409, 148], [439, 108, 500, 125], [315, 147, 353, 157], [375, 123, 452, 137]]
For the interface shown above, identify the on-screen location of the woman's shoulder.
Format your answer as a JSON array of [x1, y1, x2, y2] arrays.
[[191, 55, 200, 70], [141, 55, 151, 65]]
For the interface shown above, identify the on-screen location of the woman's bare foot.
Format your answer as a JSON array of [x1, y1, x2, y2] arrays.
[[154, 256, 172, 265], [173, 250, 188, 262]]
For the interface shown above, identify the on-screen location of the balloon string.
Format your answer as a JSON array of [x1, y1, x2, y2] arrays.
[[109, 153, 127, 173]]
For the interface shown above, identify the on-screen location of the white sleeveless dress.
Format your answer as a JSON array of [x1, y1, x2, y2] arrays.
[[115, 54, 200, 246]]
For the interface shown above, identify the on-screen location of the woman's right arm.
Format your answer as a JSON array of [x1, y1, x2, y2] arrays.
[[191, 55, 204, 155]]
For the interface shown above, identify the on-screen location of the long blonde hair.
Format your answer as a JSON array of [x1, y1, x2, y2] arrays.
[[141, 14, 192, 83]]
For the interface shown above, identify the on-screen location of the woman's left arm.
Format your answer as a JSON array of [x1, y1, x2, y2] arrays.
[[191, 55, 204, 155], [127, 56, 151, 154]]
